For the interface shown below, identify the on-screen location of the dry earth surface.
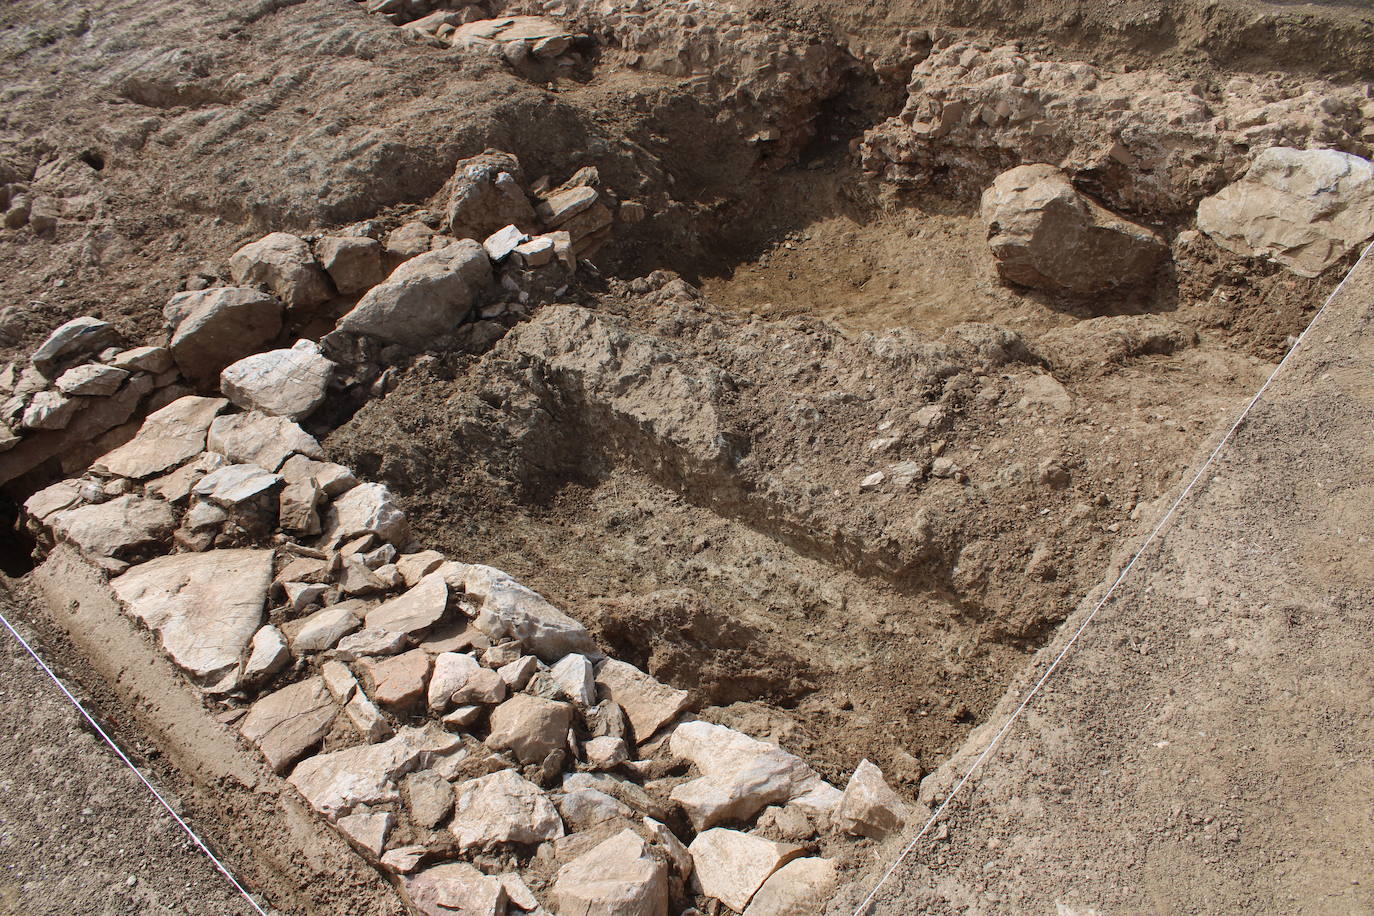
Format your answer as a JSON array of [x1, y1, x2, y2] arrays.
[[0, 0, 1373, 913]]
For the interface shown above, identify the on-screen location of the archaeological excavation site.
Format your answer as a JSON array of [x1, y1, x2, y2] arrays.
[[2, 0, 1374, 913]]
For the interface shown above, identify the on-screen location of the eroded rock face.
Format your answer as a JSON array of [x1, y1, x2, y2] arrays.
[[1197, 147, 1374, 277], [228, 232, 332, 312], [164, 287, 282, 384], [553, 828, 669, 916], [110, 548, 272, 692], [980, 164, 1167, 294], [334, 240, 492, 349]]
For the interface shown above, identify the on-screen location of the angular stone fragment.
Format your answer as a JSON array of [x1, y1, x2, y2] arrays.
[[453, 668, 507, 707], [396, 549, 446, 586], [321, 659, 359, 703], [110, 548, 272, 692], [334, 626, 411, 661], [449, 563, 597, 662], [279, 477, 322, 535], [550, 653, 595, 706], [286, 600, 365, 653], [442, 150, 538, 242], [537, 186, 598, 227], [553, 828, 669, 916], [485, 694, 572, 764], [405, 769, 454, 829], [366, 571, 448, 635], [109, 345, 173, 374], [513, 235, 554, 267], [345, 688, 393, 743], [207, 411, 323, 471], [24, 478, 82, 523], [288, 725, 457, 818], [450, 768, 564, 850], [22, 391, 79, 431], [428, 651, 480, 713], [364, 648, 432, 711], [219, 340, 334, 421], [981, 164, 1167, 294], [192, 464, 283, 507], [583, 735, 630, 771], [56, 363, 128, 397], [315, 236, 386, 295], [497, 873, 538, 912], [239, 676, 337, 773], [93, 395, 227, 480], [497, 656, 538, 691], [280, 454, 357, 497], [284, 581, 328, 612], [334, 241, 492, 350], [242, 625, 290, 685], [48, 495, 175, 560], [164, 287, 282, 384], [669, 722, 838, 831], [380, 845, 427, 874], [644, 816, 692, 880], [229, 232, 332, 311], [594, 659, 689, 743], [321, 482, 409, 547], [833, 758, 906, 839], [404, 862, 507, 916], [336, 809, 393, 859], [557, 787, 632, 830], [482, 224, 527, 261], [31, 317, 120, 376], [742, 857, 838, 916], [689, 828, 802, 913], [1197, 147, 1374, 277]]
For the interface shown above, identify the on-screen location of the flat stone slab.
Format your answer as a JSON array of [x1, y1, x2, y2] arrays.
[[111, 548, 272, 693], [92, 395, 228, 479], [240, 676, 338, 774]]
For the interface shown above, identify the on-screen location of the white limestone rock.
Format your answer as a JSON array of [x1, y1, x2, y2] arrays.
[[110, 548, 272, 692], [334, 240, 492, 350], [688, 828, 802, 914], [550, 653, 595, 706], [450, 768, 564, 850], [163, 287, 282, 385], [485, 693, 573, 764], [239, 676, 338, 773], [403, 862, 507, 916], [93, 395, 228, 479], [365, 570, 448, 636], [447, 563, 597, 662], [314, 235, 386, 296], [31, 317, 120, 376], [48, 494, 175, 561], [336, 809, 394, 860], [742, 857, 838, 916], [288, 725, 458, 819], [833, 758, 907, 840], [219, 340, 335, 421], [286, 600, 366, 653], [1198, 147, 1374, 277], [242, 625, 290, 685], [55, 363, 128, 397], [22, 391, 79, 431], [207, 410, 323, 472], [228, 232, 332, 311], [553, 828, 669, 916], [594, 659, 689, 743], [321, 481, 409, 547]]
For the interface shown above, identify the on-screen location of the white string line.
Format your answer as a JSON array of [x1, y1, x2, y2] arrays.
[[851, 239, 1374, 916], [0, 605, 269, 916]]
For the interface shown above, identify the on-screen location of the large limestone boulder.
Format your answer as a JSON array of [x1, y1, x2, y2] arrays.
[[688, 828, 802, 913], [48, 494, 175, 562], [164, 287, 283, 384], [239, 676, 338, 773], [450, 768, 564, 850], [669, 722, 841, 831], [366, 571, 449, 636], [448, 563, 597, 662], [403, 862, 508, 916], [485, 693, 573, 764], [553, 828, 670, 916], [207, 411, 323, 471], [333, 240, 492, 350], [980, 164, 1167, 294], [219, 340, 334, 421], [441, 149, 538, 242], [1197, 147, 1374, 277], [314, 236, 386, 296], [594, 659, 689, 743], [288, 725, 458, 819], [228, 232, 332, 311], [93, 395, 228, 479], [110, 548, 272, 693]]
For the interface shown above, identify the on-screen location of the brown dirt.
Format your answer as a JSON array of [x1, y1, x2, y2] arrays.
[[2, 0, 1373, 912]]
